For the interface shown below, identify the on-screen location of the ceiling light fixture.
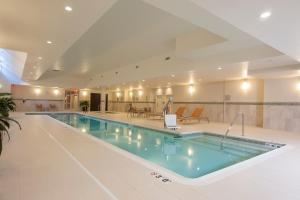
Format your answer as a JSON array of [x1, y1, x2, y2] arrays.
[[46, 40, 52, 44], [260, 11, 272, 19], [38, 57, 43, 60], [65, 6, 73, 12], [217, 67, 223, 70], [142, 80, 145, 82], [171, 74, 175, 78]]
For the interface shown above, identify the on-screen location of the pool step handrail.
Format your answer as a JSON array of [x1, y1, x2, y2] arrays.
[[163, 97, 173, 128], [221, 112, 245, 148]]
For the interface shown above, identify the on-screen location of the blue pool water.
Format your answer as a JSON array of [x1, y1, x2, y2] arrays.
[[49, 113, 278, 178]]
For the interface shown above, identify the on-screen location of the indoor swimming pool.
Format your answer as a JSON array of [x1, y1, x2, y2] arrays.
[[48, 113, 281, 178]]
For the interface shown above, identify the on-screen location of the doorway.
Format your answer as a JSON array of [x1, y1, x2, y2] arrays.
[[155, 95, 167, 112], [65, 89, 79, 110], [105, 94, 108, 111], [90, 93, 101, 111]]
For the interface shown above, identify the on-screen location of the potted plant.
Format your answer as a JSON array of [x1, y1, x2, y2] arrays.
[[0, 97, 21, 156], [80, 100, 89, 112]]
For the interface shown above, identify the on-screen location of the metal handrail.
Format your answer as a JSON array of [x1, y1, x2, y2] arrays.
[[221, 112, 245, 148], [163, 97, 172, 128]]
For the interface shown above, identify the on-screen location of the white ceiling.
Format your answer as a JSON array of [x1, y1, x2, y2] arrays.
[[0, 0, 299, 90], [189, 0, 300, 62]]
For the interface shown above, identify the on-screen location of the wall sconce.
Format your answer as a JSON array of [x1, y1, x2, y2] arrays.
[[129, 91, 133, 98], [53, 89, 59, 95], [138, 90, 143, 97], [166, 87, 172, 95], [156, 88, 162, 95], [188, 85, 195, 95], [34, 88, 41, 95], [82, 91, 88, 97], [241, 79, 250, 92], [116, 92, 121, 98], [296, 82, 300, 91]]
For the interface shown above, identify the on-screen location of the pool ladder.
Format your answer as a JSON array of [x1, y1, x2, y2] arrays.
[[221, 112, 245, 149]]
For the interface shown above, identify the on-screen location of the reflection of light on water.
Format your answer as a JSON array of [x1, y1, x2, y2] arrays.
[[137, 142, 141, 148], [144, 148, 147, 151], [128, 130, 132, 136], [188, 148, 193, 156], [156, 138, 161, 145], [166, 155, 169, 160], [81, 128, 86, 133], [137, 134, 142, 140], [128, 137, 132, 144], [188, 159, 192, 168], [197, 167, 200, 171], [115, 135, 119, 140], [115, 128, 120, 133]]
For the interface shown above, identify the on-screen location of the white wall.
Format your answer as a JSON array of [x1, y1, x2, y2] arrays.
[[224, 79, 264, 102], [12, 84, 65, 111], [264, 78, 300, 102], [172, 82, 224, 102], [263, 78, 300, 132]]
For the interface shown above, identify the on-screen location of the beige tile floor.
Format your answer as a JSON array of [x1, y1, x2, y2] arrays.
[[1, 112, 300, 200]]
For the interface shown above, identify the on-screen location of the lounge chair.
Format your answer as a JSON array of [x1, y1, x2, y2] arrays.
[[35, 104, 44, 112], [164, 114, 180, 130], [180, 107, 209, 123], [175, 106, 186, 119], [148, 112, 164, 120], [49, 104, 57, 111]]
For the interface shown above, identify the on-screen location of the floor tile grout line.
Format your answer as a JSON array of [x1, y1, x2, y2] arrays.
[[38, 124, 119, 200]]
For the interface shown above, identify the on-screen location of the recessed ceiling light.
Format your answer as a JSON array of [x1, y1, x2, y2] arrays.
[[65, 6, 73, 12], [38, 57, 43, 60], [260, 11, 271, 19], [171, 74, 175, 78], [142, 80, 145, 82], [217, 67, 223, 70], [46, 40, 52, 44]]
